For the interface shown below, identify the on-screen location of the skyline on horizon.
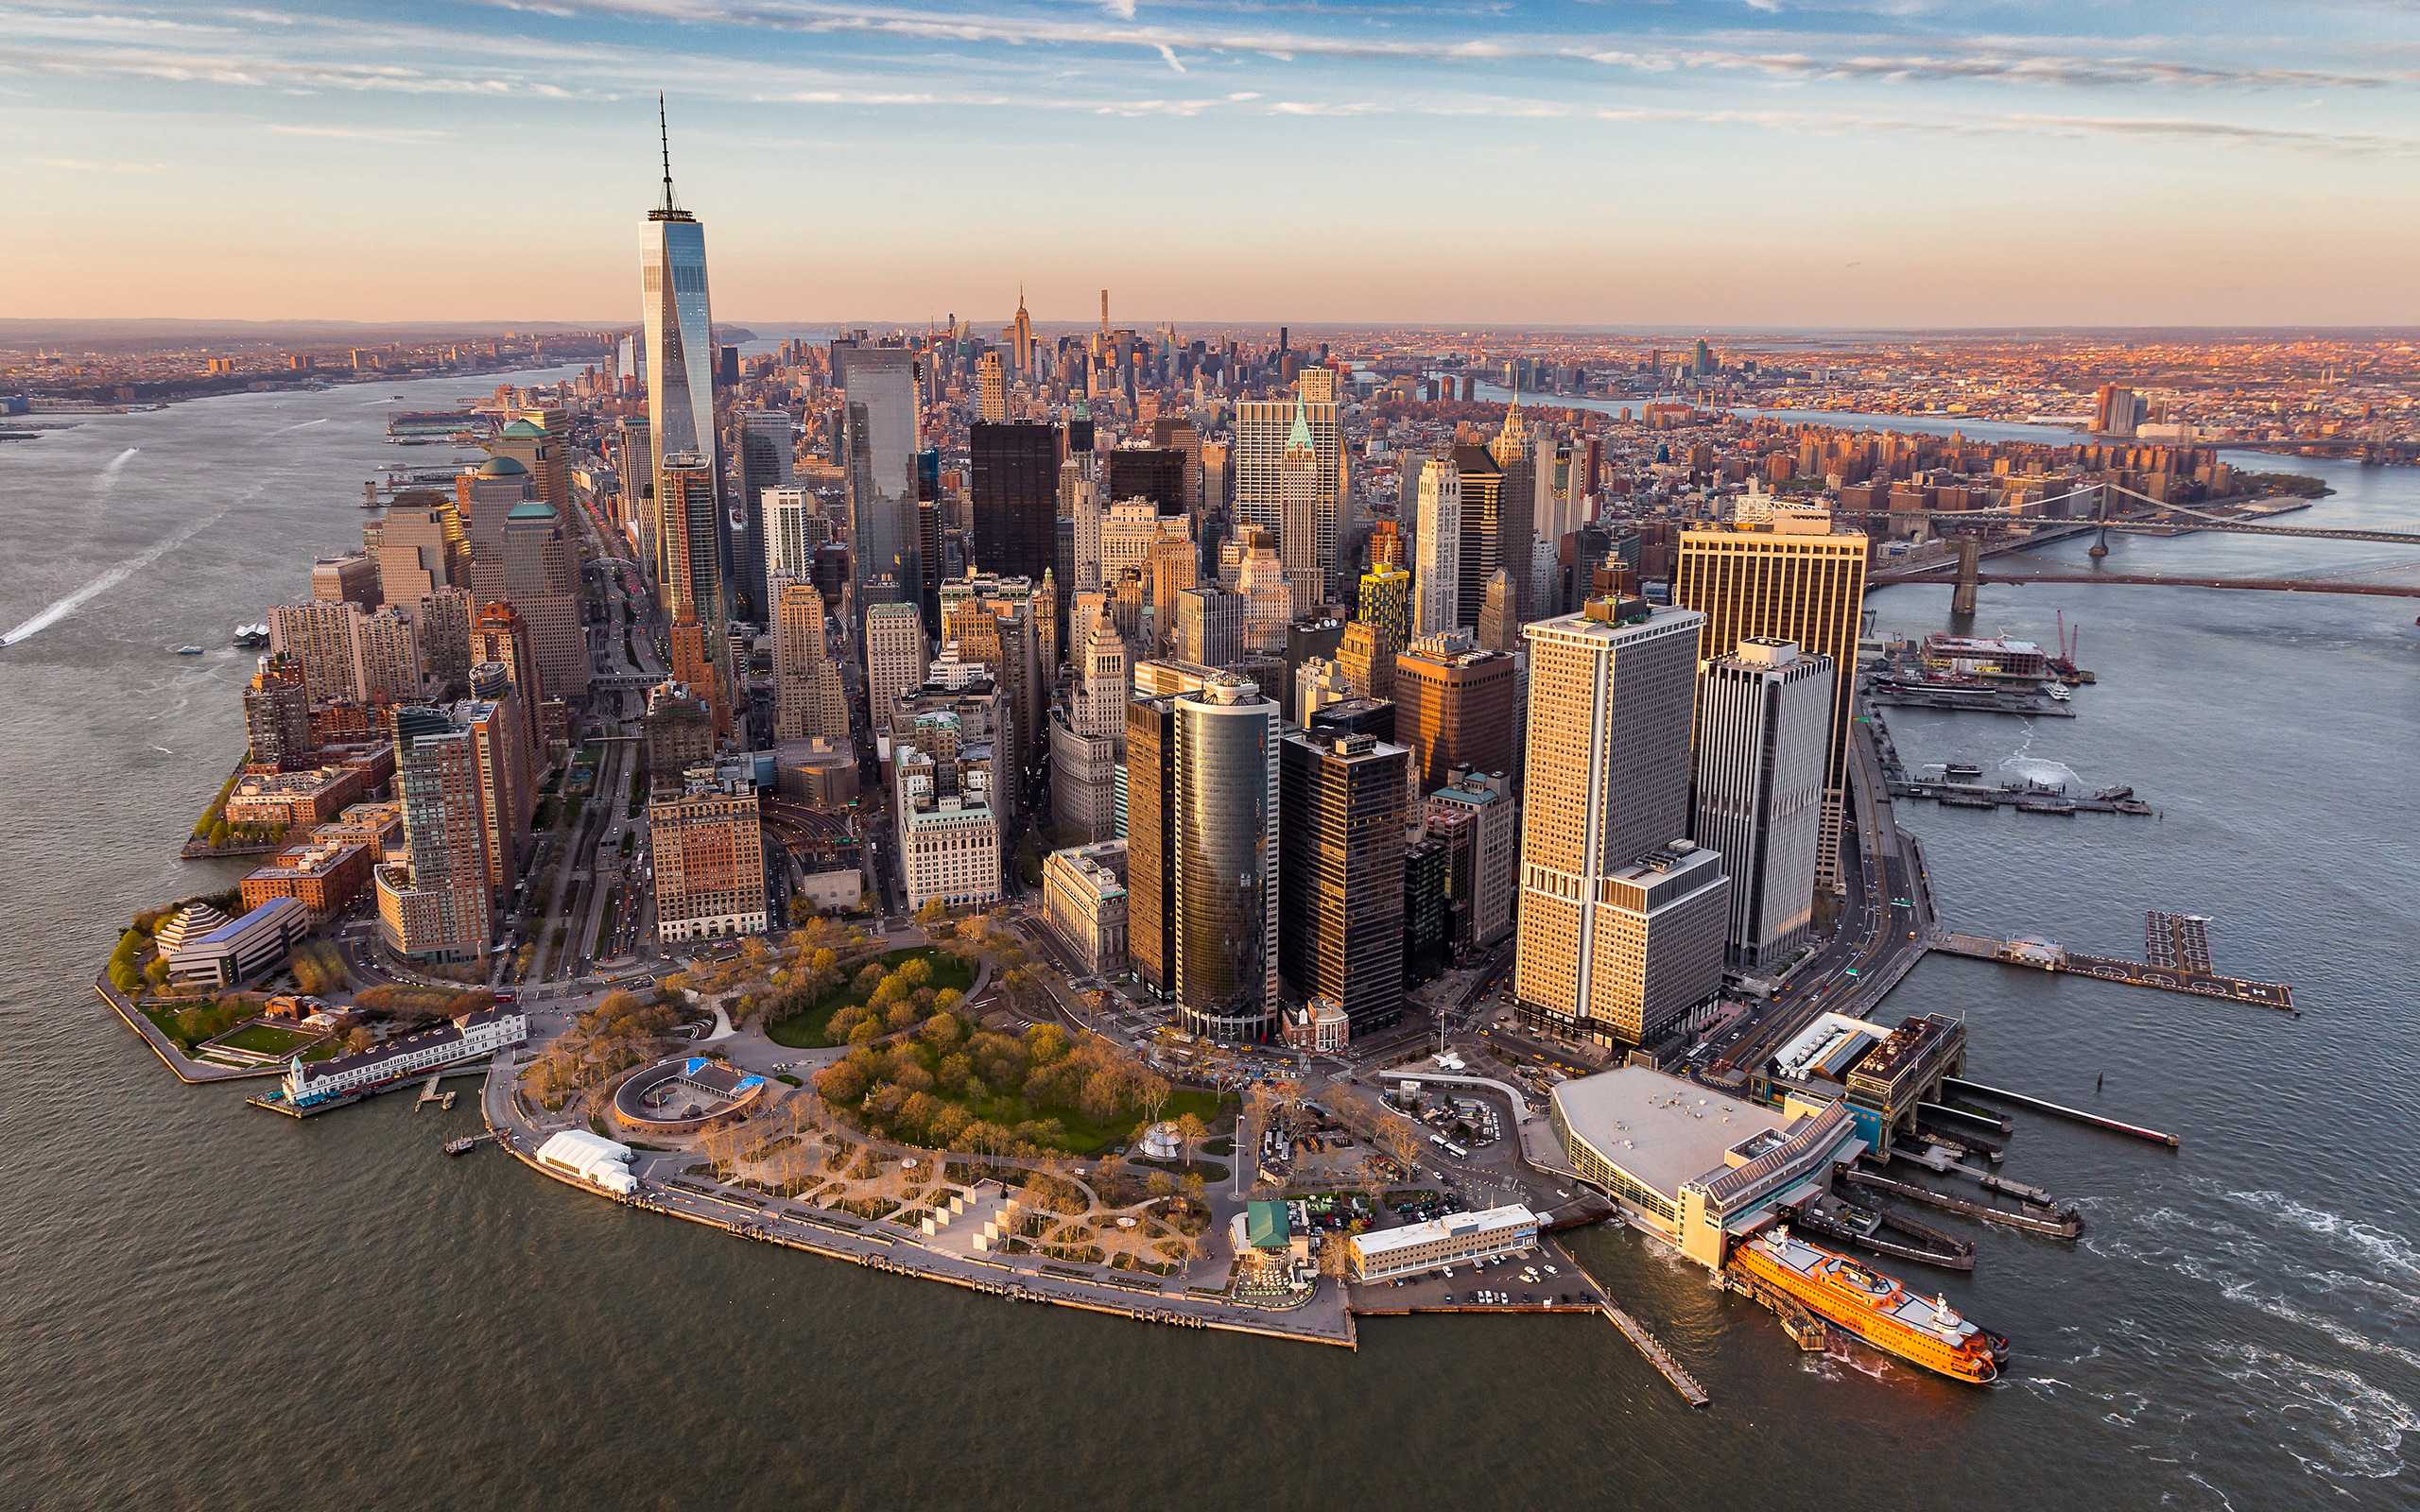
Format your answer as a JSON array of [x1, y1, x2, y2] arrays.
[[9, 0, 2419, 327]]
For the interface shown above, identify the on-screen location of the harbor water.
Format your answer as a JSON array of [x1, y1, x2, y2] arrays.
[[1, 379, 2415, 1509]]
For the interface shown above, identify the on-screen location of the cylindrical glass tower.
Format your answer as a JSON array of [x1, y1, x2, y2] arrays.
[[1173, 677, 1278, 1041]]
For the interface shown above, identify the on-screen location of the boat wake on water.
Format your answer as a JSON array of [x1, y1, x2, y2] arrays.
[[0, 509, 227, 648], [92, 447, 139, 493]]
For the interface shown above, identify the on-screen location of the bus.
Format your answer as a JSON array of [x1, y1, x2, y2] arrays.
[[1442, 1142, 1470, 1160]]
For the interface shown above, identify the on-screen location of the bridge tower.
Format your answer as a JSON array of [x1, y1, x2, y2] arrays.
[[1951, 536, 1982, 616], [2088, 482, 2110, 560]]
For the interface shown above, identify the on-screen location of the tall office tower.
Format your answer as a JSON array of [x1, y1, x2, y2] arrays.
[[242, 659, 312, 770], [863, 600, 928, 730], [1173, 586, 1242, 669], [1412, 453, 1461, 636], [470, 601, 545, 777], [667, 617, 730, 739], [1673, 508, 1867, 886], [1149, 535, 1196, 655], [650, 764, 769, 942], [977, 352, 1007, 422], [1357, 558, 1411, 656], [732, 409, 792, 625], [1693, 639, 1834, 970], [1450, 442, 1506, 630], [643, 678, 716, 792], [1124, 694, 1177, 994], [765, 486, 831, 588], [1393, 628, 1518, 799], [1279, 728, 1409, 1034], [1514, 598, 1726, 1051], [616, 414, 651, 541], [457, 692, 527, 894], [772, 581, 848, 741], [311, 553, 381, 609], [1281, 613, 1349, 723], [1336, 620, 1392, 703], [350, 604, 422, 701], [1490, 403, 1536, 621], [838, 344, 923, 615], [1692, 337, 1715, 378], [970, 421, 1060, 585], [519, 406, 573, 512], [1279, 400, 1322, 618], [497, 500, 586, 704], [1064, 458, 1104, 593], [1150, 415, 1202, 515], [419, 585, 475, 694], [1234, 374, 1342, 594], [268, 600, 362, 704], [1308, 696, 1395, 746], [1234, 527, 1290, 657], [376, 711, 493, 965], [1476, 567, 1520, 655], [1172, 679, 1281, 1041], [1051, 600, 1130, 842], [374, 498, 472, 604], [1110, 568, 1148, 656], [2093, 383, 2142, 438], [1008, 287, 1034, 374], [1200, 439, 1230, 521], [656, 452, 725, 632], [1296, 657, 1350, 724], [1426, 767, 1516, 948], [1369, 519, 1405, 571], [642, 99, 717, 493], [1108, 447, 1187, 517], [493, 417, 568, 524]]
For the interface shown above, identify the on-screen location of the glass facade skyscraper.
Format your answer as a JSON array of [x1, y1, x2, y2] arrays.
[[1172, 678, 1279, 1041]]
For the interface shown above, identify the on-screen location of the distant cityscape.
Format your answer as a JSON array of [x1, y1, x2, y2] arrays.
[[75, 113, 2406, 1387]]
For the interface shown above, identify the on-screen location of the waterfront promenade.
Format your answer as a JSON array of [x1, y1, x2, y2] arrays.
[[93, 976, 282, 1085], [476, 1043, 1364, 1348]]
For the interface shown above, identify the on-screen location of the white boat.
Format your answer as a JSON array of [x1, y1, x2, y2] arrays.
[[175, 645, 204, 655], [2045, 682, 2070, 701]]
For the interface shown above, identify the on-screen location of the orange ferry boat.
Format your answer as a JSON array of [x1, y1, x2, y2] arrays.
[[1733, 1226, 2007, 1383]]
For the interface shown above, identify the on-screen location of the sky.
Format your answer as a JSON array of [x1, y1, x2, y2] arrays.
[[5, 0, 2419, 327]]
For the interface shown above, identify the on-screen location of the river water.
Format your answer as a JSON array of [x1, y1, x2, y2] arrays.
[[2, 380, 2415, 1509]]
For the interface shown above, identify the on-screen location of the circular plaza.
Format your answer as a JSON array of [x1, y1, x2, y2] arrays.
[[612, 1056, 772, 1136]]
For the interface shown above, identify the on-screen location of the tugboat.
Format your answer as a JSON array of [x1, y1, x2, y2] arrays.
[[443, 1136, 481, 1156], [1731, 1225, 2007, 1383]]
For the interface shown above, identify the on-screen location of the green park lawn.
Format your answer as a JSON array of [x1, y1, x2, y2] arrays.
[[216, 1022, 315, 1057], [766, 947, 976, 1049]]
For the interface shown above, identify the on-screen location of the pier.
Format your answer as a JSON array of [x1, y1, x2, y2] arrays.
[[1931, 922, 2295, 1014], [1599, 1303, 1710, 1407], [1943, 1077, 2180, 1148], [1889, 781, 2152, 816], [1841, 1167, 2083, 1239]]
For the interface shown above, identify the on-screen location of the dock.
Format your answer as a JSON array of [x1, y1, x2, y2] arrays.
[[1944, 1076, 2180, 1148], [1841, 1167, 2083, 1239], [1889, 781, 2151, 816], [1726, 1269, 1832, 1349], [1932, 921, 2295, 1014], [415, 1075, 443, 1108], [1599, 1303, 1710, 1407]]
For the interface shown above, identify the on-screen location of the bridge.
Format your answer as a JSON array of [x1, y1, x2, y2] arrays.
[[1860, 482, 2420, 610]]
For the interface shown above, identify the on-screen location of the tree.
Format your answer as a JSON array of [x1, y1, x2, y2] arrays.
[[1376, 1118, 1426, 1178], [917, 898, 948, 926], [1174, 1112, 1210, 1169], [1138, 1074, 1172, 1128], [342, 1026, 375, 1056]]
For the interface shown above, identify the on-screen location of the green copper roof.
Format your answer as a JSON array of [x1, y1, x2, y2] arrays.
[[499, 419, 546, 439], [508, 499, 556, 521], [477, 455, 528, 476], [1288, 394, 1314, 453], [1246, 1199, 1289, 1250]]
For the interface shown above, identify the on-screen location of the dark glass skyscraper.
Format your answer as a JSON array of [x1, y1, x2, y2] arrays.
[[1279, 729, 1409, 1034], [1107, 447, 1187, 516], [970, 421, 1060, 586]]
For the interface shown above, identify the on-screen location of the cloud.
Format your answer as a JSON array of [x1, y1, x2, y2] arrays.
[[263, 122, 448, 141], [35, 156, 167, 171]]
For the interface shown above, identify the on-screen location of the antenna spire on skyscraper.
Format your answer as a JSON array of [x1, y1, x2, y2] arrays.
[[655, 92, 683, 218]]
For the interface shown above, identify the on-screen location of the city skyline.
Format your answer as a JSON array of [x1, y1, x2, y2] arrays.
[[9, 0, 2420, 326]]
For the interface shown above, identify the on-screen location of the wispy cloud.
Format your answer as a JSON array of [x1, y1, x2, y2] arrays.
[[263, 122, 448, 140], [35, 155, 167, 171]]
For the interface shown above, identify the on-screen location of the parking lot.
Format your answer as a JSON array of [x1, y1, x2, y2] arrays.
[[1348, 1231, 1599, 1314]]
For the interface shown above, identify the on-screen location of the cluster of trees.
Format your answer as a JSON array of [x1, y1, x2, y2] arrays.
[[823, 956, 964, 1046], [190, 771, 242, 841], [522, 988, 687, 1105], [813, 1020, 1177, 1156], [286, 941, 347, 998], [352, 985, 493, 1021]]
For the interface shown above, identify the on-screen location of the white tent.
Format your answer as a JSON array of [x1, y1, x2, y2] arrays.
[[537, 1129, 639, 1194]]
